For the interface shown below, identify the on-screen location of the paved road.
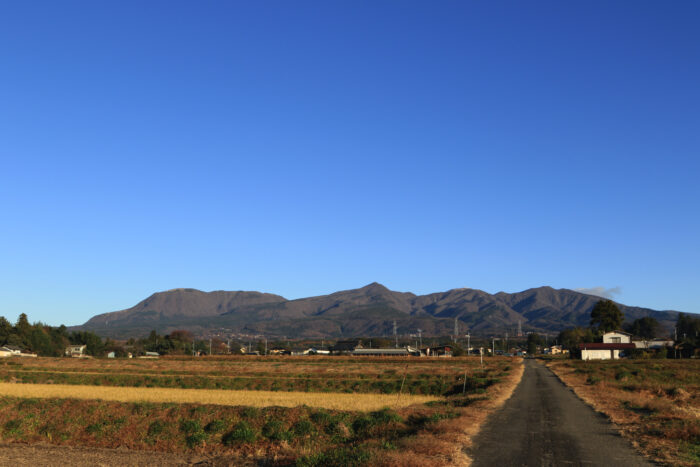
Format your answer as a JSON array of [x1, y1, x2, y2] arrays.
[[470, 359, 653, 467]]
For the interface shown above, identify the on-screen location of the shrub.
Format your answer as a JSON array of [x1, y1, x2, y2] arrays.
[[179, 419, 202, 434], [204, 419, 227, 434], [147, 420, 166, 437], [185, 431, 208, 448], [351, 415, 376, 438], [222, 421, 257, 445], [262, 419, 292, 441], [292, 419, 316, 437], [370, 408, 402, 424], [3, 419, 22, 435], [310, 410, 332, 425]]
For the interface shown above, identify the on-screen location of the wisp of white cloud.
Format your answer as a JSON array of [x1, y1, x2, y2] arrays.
[[575, 286, 622, 299]]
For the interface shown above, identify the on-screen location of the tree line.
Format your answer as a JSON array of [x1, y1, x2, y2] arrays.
[[0, 314, 234, 357], [0, 313, 105, 356]]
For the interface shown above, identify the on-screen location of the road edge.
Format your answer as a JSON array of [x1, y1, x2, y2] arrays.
[[543, 360, 660, 466], [454, 358, 526, 466]]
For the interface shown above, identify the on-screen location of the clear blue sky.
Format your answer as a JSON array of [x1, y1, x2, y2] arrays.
[[1, 1, 698, 326]]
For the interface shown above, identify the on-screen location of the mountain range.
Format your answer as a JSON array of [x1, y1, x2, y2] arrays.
[[74, 283, 681, 339]]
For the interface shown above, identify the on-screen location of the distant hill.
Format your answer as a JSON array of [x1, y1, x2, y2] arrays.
[[75, 283, 681, 339]]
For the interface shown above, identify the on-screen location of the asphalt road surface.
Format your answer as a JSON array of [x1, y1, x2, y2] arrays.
[[470, 359, 653, 467]]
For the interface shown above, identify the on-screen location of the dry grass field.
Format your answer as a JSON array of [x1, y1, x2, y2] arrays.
[[0, 382, 436, 410], [0, 356, 523, 466], [547, 359, 700, 467]]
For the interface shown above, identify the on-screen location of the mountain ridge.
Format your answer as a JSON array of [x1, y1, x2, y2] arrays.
[[75, 283, 682, 339]]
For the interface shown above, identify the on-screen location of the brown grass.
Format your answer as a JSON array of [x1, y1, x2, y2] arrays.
[[547, 359, 700, 467], [377, 358, 525, 467]]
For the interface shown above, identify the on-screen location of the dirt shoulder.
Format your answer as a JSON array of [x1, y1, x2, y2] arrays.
[[546, 359, 700, 466]]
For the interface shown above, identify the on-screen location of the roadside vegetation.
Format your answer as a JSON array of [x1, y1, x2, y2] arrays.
[[547, 359, 700, 466]]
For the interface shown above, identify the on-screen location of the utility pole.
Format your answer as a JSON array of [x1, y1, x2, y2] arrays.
[[492, 337, 495, 356], [417, 329, 422, 348], [454, 318, 459, 343], [466, 333, 470, 356], [209, 338, 212, 356], [393, 320, 398, 348], [505, 332, 508, 353]]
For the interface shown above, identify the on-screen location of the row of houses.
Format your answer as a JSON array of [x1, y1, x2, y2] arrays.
[[329, 340, 454, 357], [65, 345, 159, 359], [266, 340, 455, 357]]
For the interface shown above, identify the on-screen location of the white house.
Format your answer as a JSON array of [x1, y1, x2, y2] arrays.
[[580, 331, 635, 360], [1, 346, 22, 356], [602, 330, 631, 344], [65, 345, 87, 357]]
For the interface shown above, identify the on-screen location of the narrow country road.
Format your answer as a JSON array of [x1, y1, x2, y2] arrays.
[[469, 359, 653, 467]]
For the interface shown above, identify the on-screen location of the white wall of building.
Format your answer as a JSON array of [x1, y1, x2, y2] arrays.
[[581, 348, 621, 360], [602, 332, 631, 344]]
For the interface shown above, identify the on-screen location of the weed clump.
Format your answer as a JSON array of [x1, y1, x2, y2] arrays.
[[204, 419, 227, 434], [222, 421, 258, 445], [262, 419, 291, 441], [296, 447, 371, 467]]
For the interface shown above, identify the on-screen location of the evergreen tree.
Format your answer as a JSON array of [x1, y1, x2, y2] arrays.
[[626, 317, 659, 339], [590, 300, 624, 333]]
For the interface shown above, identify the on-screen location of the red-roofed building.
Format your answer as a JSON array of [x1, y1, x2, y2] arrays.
[[580, 331, 636, 360]]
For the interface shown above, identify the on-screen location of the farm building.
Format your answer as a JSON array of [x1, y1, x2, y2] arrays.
[[65, 345, 87, 357], [352, 347, 414, 357], [0, 346, 22, 357], [422, 345, 453, 357], [632, 338, 674, 349], [580, 331, 635, 360], [330, 339, 363, 354]]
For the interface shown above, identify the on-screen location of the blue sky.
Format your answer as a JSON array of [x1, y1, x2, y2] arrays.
[[1, 1, 698, 326]]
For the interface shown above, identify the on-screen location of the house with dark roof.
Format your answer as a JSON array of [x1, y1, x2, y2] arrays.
[[580, 331, 635, 360]]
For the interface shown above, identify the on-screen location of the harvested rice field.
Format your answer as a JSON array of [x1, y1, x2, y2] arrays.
[[0, 382, 437, 410]]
